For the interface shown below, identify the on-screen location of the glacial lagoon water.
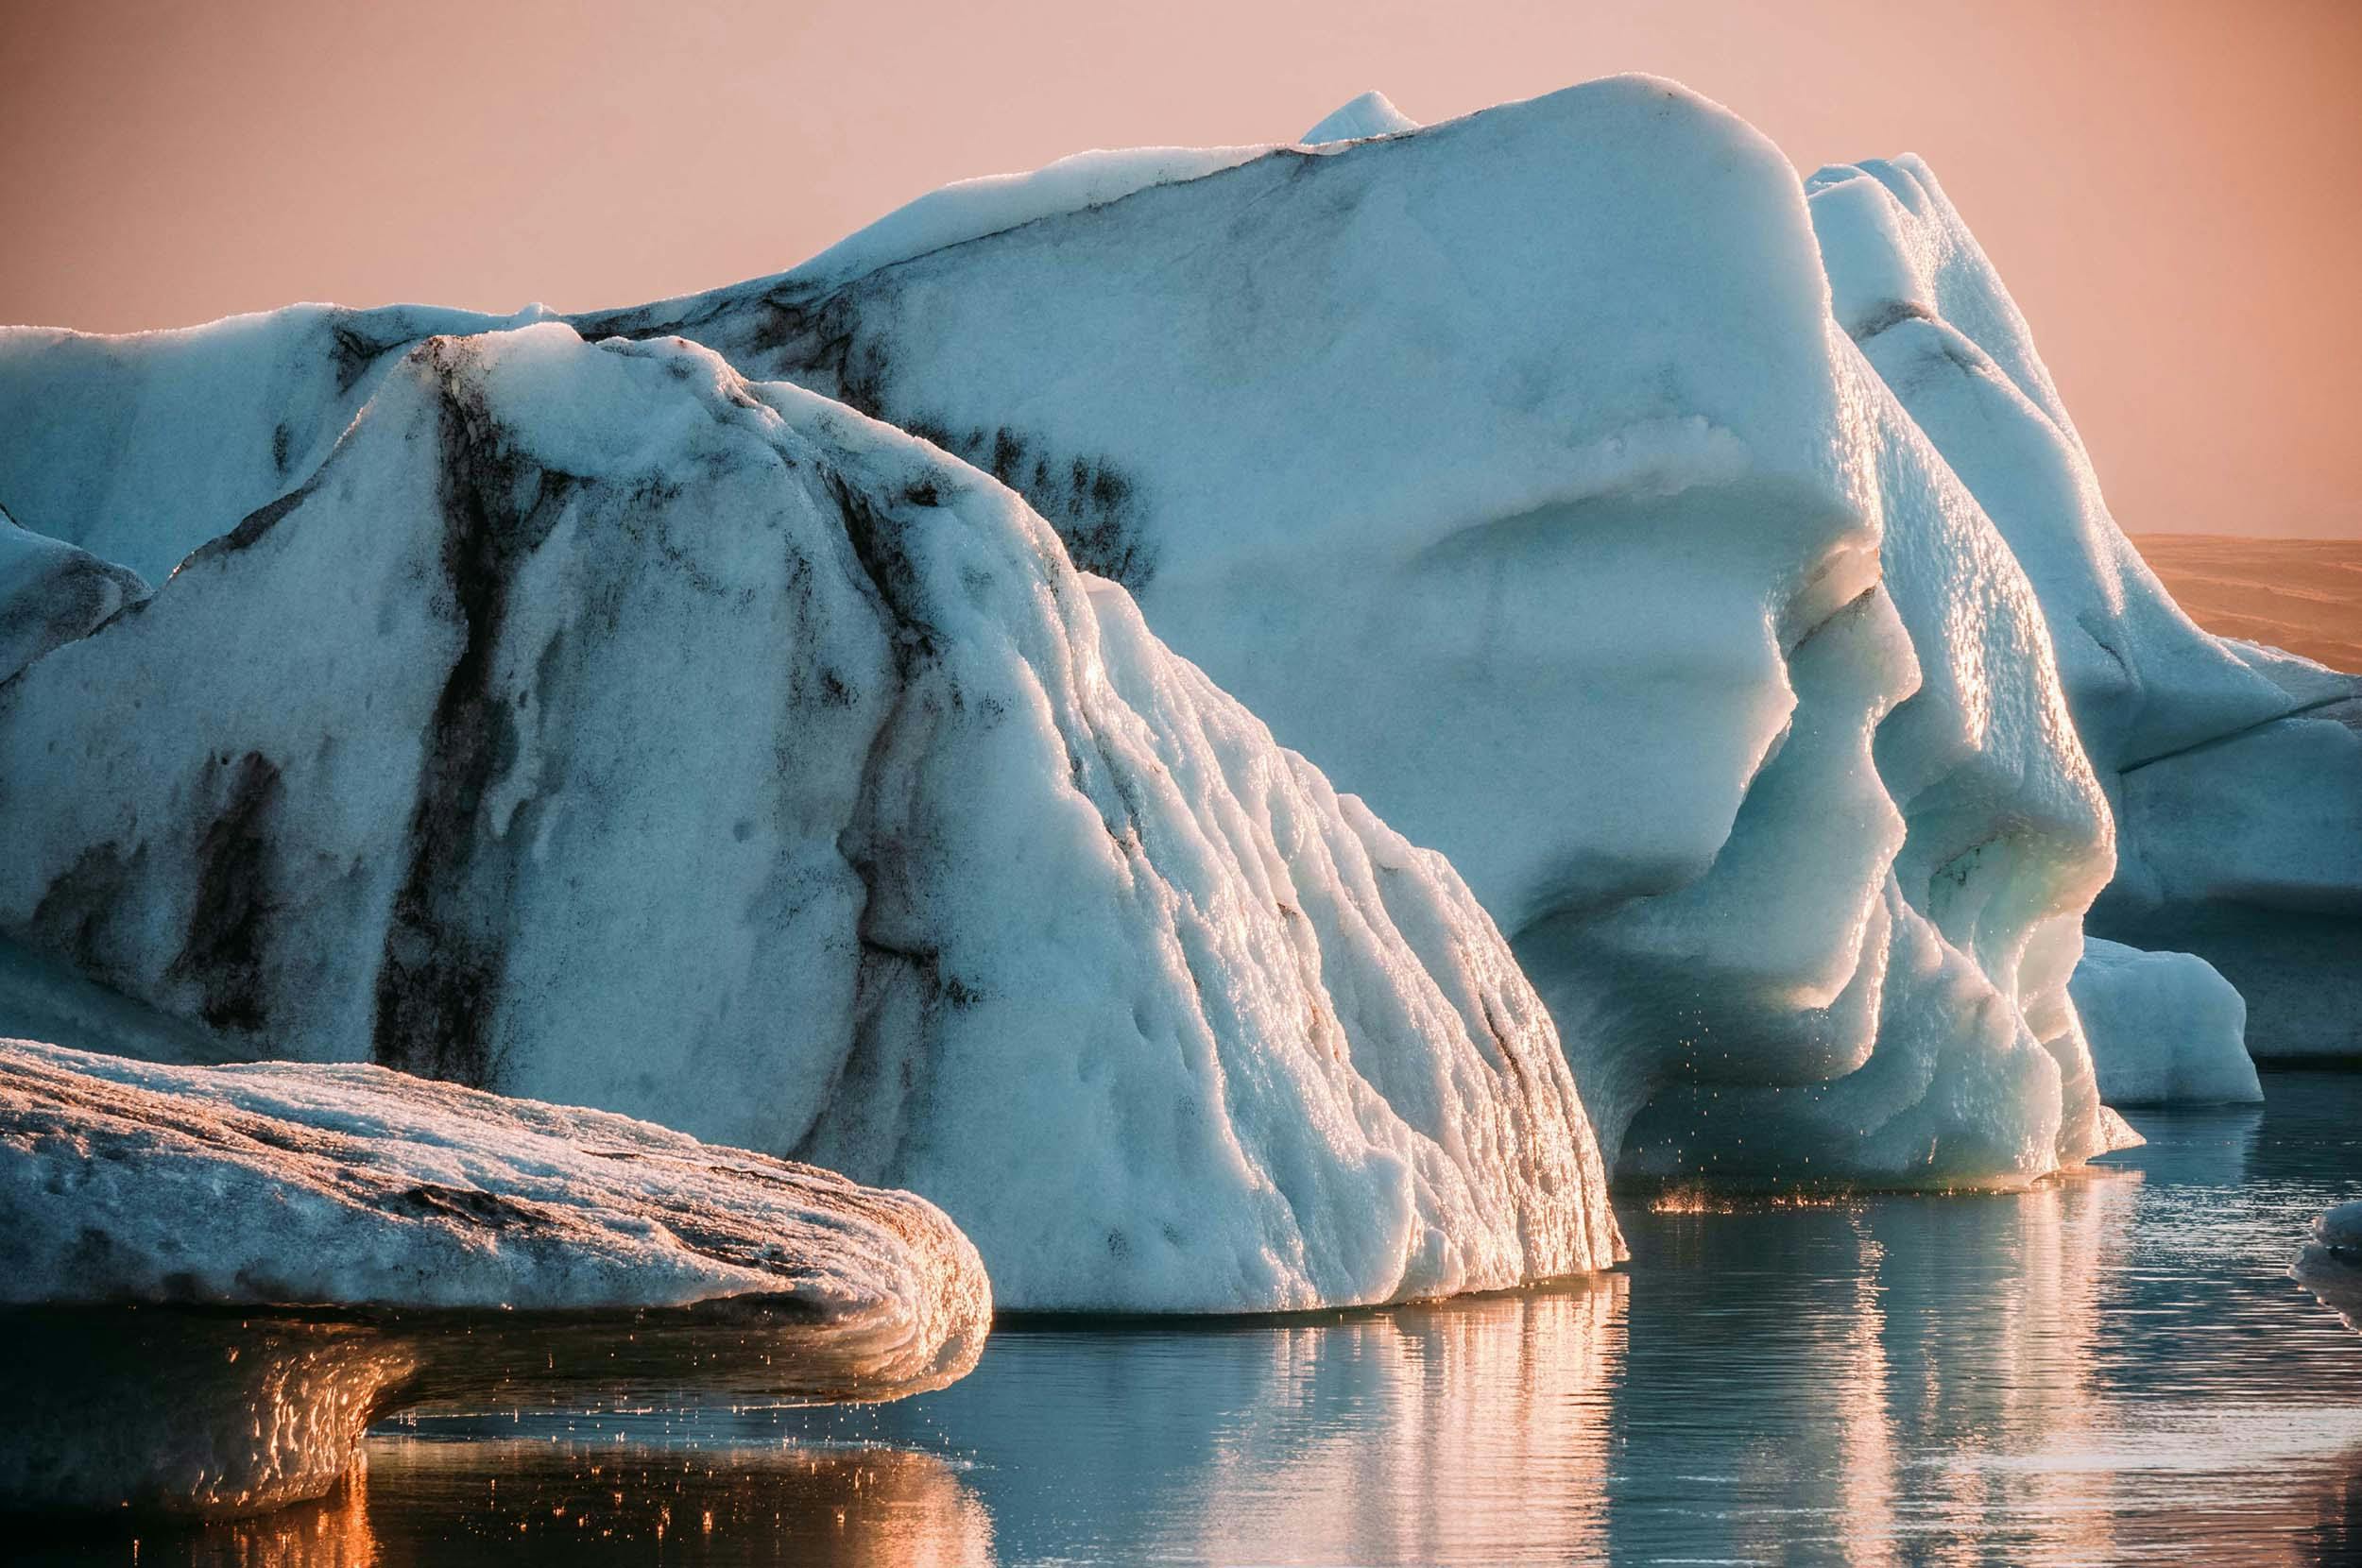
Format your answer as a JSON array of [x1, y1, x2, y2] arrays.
[[28, 1069, 2361, 1566]]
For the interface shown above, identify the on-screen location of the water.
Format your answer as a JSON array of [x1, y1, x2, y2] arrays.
[[30, 1070, 2361, 1565]]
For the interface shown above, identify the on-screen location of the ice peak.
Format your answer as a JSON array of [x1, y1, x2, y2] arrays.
[[1302, 90, 1418, 144]]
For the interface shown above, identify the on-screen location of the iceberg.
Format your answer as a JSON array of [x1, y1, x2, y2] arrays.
[[0, 325, 1617, 1312], [0, 302, 553, 584], [567, 77, 2131, 1179], [32, 77, 2343, 1174], [0, 1036, 988, 1514], [0, 77, 2150, 1179], [2292, 1202, 2362, 1332], [1807, 155, 2362, 1061], [2067, 938, 2260, 1105]]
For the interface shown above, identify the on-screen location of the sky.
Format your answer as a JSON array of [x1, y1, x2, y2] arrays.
[[3, 0, 2357, 537]]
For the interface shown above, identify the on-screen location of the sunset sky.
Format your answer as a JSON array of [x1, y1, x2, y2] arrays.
[[4, 0, 2356, 537]]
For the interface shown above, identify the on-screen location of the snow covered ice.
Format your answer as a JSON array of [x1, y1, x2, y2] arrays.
[[0, 1038, 990, 1322], [0, 1036, 989, 1513], [1301, 90, 1419, 143], [0, 325, 1617, 1313]]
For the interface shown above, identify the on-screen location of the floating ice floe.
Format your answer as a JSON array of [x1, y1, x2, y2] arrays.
[[2066, 939, 2259, 1105], [0, 325, 1617, 1312], [2292, 1202, 2362, 1332], [0, 1036, 988, 1514]]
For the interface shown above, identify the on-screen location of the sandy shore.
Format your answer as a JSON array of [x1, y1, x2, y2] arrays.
[[2127, 534, 2362, 673]]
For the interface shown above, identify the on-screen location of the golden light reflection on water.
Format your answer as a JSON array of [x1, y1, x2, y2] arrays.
[[79, 1440, 994, 1568], [1611, 1132, 2360, 1566], [1614, 1163, 2222, 1565], [1179, 1276, 1627, 1564], [1874, 1168, 2136, 1567]]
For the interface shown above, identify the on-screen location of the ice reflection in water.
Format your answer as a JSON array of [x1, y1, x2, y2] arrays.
[[1621, 1173, 2141, 1562], [25, 1071, 2362, 1565]]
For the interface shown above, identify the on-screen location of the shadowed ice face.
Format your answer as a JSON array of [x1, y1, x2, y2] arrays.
[[1138, 475, 1923, 1159]]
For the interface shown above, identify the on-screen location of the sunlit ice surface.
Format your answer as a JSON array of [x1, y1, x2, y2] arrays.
[[22, 1070, 2359, 1565]]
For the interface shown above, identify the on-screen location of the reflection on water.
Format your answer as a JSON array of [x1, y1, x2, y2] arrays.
[[0, 1293, 977, 1518], [26, 1071, 2362, 1565], [21, 1440, 995, 1567]]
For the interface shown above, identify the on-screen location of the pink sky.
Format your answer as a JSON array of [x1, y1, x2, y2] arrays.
[[4, 0, 2356, 537]]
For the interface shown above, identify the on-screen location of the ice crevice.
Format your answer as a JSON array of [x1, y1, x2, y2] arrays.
[[2114, 689, 2358, 776]]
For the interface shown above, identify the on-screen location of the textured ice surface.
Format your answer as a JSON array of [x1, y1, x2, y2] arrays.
[[0, 326, 1616, 1311], [0, 1038, 990, 1323], [0, 505, 147, 683], [0, 302, 551, 582], [567, 78, 2129, 1178], [2068, 939, 2259, 1106], [2292, 1202, 2362, 1332], [0, 77, 2153, 1178], [0, 1036, 988, 1514], [14, 76, 2322, 1188], [1808, 155, 2362, 1058], [2095, 671, 2362, 1058]]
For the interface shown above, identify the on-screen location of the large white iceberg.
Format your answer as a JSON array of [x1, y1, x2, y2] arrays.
[[0, 1035, 988, 1514], [0, 325, 1616, 1312], [0, 77, 2151, 1181], [569, 77, 2133, 1179], [22, 77, 2328, 1174], [1807, 155, 2362, 1061]]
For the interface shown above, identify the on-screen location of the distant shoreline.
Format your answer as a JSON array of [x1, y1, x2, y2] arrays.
[[2126, 534, 2362, 673]]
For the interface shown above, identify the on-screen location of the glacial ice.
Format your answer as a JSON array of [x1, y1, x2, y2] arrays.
[[0, 301, 553, 583], [570, 77, 2132, 1179], [0, 1038, 990, 1322], [0, 505, 147, 683], [1302, 90, 1419, 143], [0, 325, 1617, 1312], [0, 1036, 988, 1513], [0, 73, 2313, 1222], [2292, 1202, 2362, 1332], [2068, 939, 2260, 1106], [1808, 155, 2362, 1059]]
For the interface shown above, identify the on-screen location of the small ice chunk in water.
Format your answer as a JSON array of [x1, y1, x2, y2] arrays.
[[2069, 939, 2261, 1105], [2292, 1202, 2362, 1332]]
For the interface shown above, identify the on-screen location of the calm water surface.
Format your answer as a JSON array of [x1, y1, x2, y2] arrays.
[[37, 1070, 2362, 1565]]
